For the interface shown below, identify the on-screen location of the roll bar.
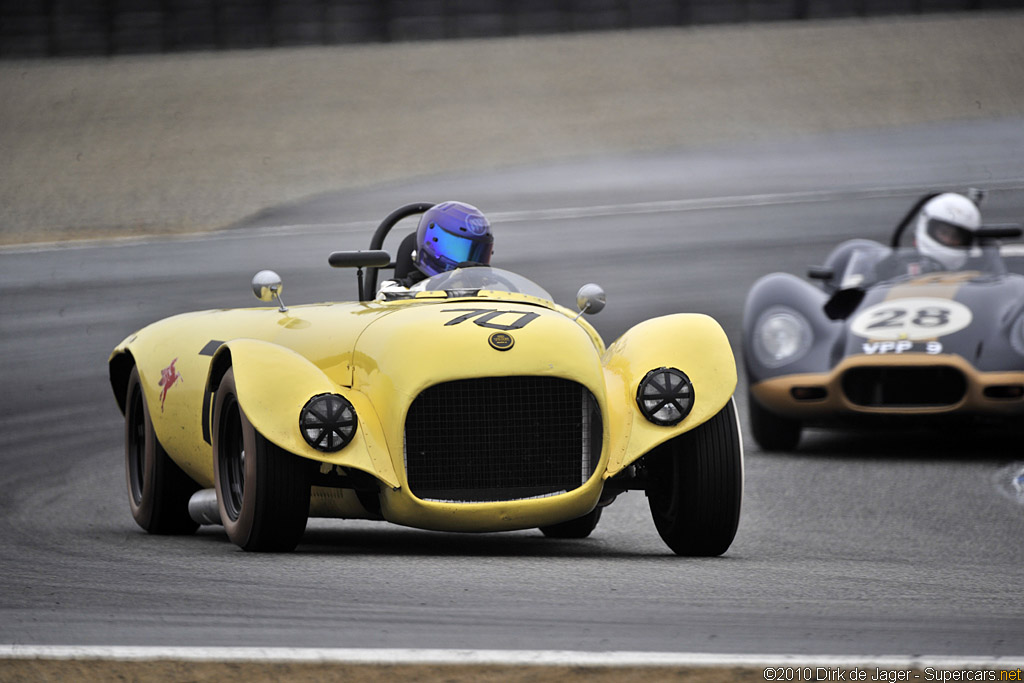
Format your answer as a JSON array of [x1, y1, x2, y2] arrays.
[[889, 193, 940, 248], [326, 202, 434, 301], [364, 202, 434, 300]]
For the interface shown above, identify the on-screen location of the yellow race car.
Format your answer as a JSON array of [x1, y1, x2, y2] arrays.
[[109, 203, 742, 555]]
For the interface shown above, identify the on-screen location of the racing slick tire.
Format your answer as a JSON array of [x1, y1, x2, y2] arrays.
[[124, 366, 200, 534], [645, 398, 742, 557], [539, 507, 602, 539], [213, 368, 311, 552], [748, 391, 802, 451]]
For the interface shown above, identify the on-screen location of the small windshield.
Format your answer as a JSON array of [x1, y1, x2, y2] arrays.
[[839, 247, 891, 289], [420, 266, 553, 301], [840, 246, 1001, 289]]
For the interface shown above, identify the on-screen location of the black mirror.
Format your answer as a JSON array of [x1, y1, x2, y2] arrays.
[[807, 265, 835, 281], [328, 250, 393, 302], [328, 250, 392, 268], [823, 288, 865, 321], [975, 225, 1023, 241]]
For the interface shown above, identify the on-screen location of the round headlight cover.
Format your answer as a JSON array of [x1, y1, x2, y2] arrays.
[[299, 393, 357, 452], [752, 306, 813, 368], [636, 367, 694, 426]]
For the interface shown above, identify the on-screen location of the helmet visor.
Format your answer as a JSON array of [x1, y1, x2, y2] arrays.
[[927, 219, 973, 248], [428, 227, 492, 266]]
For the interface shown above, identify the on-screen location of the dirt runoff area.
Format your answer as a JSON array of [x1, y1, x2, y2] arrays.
[[0, 659, 765, 682], [1, 12, 1023, 246], [0, 659, 955, 682]]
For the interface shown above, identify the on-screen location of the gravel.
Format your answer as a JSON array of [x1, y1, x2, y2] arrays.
[[1, 12, 1023, 245]]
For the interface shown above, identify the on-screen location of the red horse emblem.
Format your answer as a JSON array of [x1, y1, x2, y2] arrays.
[[157, 358, 183, 412]]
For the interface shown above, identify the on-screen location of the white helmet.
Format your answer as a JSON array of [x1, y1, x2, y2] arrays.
[[913, 193, 982, 270]]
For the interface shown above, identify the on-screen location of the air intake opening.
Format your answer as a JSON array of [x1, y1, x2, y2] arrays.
[[842, 366, 966, 407], [983, 385, 1024, 400], [791, 386, 827, 401], [405, 377, 602, 503]]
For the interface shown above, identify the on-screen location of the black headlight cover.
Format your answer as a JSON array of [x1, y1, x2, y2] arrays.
[[636, 367, 694, 426], [299, 393, 357, 452]]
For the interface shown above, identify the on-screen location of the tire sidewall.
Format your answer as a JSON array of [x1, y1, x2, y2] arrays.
[[648, 447, 685, 540], [647, 398, 743, 556], [124, 366, 157, 529], [540, 507, 602, 539], [212, 368, 258, 548], [748, 390, 801, 451]]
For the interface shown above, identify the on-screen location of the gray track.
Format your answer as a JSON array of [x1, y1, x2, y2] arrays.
[[1, 119, 1023, 656]]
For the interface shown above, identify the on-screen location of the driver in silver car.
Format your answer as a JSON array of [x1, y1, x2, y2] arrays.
[[865, 191, 984, 283], [912, 191, 983, 270]]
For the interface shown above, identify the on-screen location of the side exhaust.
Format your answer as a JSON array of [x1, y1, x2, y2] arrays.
[[187, 488, 222, 526]]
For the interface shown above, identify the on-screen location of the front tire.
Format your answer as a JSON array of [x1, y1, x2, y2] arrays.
[[124, 366, 199, 534], [748, 390, 802, 451], [645, 398, 743, 556], [212, 368, 311, 552], [539, 507, 602, 539]]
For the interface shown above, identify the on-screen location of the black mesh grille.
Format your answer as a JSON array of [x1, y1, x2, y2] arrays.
[[404, 377, 602, 502], [842, 366, 967, 407]]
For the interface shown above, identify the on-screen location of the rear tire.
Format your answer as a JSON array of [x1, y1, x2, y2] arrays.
[[540, 507, 602, 539], [645, 398, 743, 556], [212, 368, 311, 552], [748, 391, 802, 451], [124, 366, 199, 534]]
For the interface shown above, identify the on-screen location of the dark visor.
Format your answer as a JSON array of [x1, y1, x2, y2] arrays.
[[927, 219, 973, 248], [430, 227, 492, 265]]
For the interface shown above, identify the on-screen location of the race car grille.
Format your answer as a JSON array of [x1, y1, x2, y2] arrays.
[[404, 377, 602, 503], [842, 366, 967, 407]]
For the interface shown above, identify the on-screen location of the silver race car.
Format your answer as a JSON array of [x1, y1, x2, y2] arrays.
[[743, 191, 1024, 450]]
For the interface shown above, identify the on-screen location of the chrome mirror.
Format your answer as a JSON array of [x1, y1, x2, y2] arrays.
[[575, 283, 606, 318], [252, 270, 287, 312]]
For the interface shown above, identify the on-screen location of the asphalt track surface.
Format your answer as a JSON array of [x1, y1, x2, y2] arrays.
[[1, 119, 1024, 664]]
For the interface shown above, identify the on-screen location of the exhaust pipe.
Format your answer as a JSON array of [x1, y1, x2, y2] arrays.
[[188, 488, 222, 526]]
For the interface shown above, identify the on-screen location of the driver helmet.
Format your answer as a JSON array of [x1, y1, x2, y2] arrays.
[[913, 192, 981, 270], [414, 201, 493, 277]]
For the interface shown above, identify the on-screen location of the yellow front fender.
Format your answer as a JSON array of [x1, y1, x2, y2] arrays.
[[212, 339, 399, 489], [603, 313, 737, 475]]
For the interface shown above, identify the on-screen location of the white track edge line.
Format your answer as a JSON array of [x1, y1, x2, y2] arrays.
[[1, 646, 1023, 668]]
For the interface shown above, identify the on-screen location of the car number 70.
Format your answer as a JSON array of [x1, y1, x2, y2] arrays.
[[442, 308, 540, 331]]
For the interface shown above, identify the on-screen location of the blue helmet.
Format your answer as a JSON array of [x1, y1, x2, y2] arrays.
[[415, 202, 493, 277]]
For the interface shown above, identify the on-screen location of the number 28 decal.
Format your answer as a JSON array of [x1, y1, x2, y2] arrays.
[[849, 297, 972, 341]]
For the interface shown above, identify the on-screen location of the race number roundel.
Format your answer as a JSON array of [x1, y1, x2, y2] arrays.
[[850, 297, 972, 341]]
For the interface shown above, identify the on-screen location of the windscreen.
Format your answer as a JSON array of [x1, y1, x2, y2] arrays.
[[421, 267, 553, 301], [841, 246, 998, 288]]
